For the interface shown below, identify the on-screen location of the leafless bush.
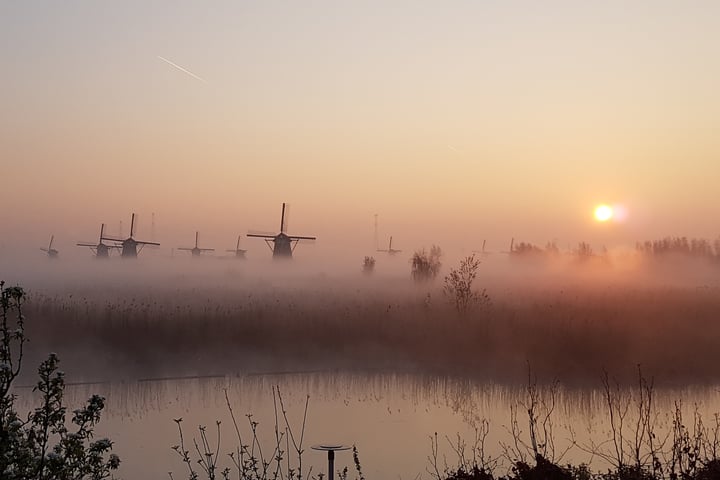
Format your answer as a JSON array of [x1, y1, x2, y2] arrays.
[[443, 254, 490, 315], [170, 387, 312, 480]]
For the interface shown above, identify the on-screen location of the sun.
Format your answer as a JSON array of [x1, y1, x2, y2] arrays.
[[594, 204, 613, 222]]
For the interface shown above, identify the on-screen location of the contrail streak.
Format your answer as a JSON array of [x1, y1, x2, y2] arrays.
[[157, 56, 207, 83]]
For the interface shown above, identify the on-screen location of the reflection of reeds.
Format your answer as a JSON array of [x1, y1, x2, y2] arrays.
[[433, 368, 720, 480], [19, 284, 720, 385]]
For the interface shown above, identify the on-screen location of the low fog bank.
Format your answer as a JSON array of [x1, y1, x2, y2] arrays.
[[2, 248, 720, 388], [3, 243, 719, 290]]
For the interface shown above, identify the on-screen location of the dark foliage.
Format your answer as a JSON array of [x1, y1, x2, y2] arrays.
[[0, 281, 120, 479]]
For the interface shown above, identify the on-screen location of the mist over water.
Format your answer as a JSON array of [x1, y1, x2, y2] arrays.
[[3, 248, 719, 386]]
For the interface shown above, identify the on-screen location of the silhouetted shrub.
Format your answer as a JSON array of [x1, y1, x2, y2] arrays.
[[443, 254, 490, 314], [0, 281, 120, 479], [362, 256, 376, 275], [411, 245, 442, 283], [511, 455, 573, 480]]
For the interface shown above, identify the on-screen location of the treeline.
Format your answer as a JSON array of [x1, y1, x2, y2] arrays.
[[505, 236, 720, 263], [510, 241, 602, 261], [636, 236, 720, 259]]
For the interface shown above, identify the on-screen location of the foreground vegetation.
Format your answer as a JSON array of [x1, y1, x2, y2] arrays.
[[430, 369, 720, 480], [165, 368, 720, 480], [1, 281, 120, 479]]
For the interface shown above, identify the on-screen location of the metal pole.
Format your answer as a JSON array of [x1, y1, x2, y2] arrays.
[[312, 444, 349, 480]]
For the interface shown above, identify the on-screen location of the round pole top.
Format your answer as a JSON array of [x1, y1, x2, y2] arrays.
[[311, 444, 351, 452]]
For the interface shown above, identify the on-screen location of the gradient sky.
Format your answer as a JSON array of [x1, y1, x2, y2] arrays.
[[1, 1, 719, 256]]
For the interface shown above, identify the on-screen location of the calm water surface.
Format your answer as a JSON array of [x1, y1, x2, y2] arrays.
[[16, 373, 720, 480]]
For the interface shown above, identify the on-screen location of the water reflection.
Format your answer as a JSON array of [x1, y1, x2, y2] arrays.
[[15, 373, 720, 480]]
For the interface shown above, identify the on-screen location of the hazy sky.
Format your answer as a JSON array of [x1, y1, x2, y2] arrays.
[[2, 1, 719, 256]]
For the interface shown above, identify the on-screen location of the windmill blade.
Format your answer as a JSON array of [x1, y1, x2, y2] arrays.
[[247, 229, 277, 236], [130, 213, 136, 238], [247, 233, 276, 239], [199, 248, 215, 252], [49, 235, 54, 250], [236, 235, 241, 250], [280, 203, 287, 233], [136, 240, 160, 246], [99, 223, 105, 243], [40, 248, 49, 252], [288, 235, 316, 240], [76, 242, 97, 247], [282, 203, 291, 233], [101, 235, 124, 242], [290, 236, 315, 252], [195, 231, 199, 248]]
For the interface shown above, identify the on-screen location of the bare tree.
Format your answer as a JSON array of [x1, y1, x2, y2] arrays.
[[443, 254, 490, 315]]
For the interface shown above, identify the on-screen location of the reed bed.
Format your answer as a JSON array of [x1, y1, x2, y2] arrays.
[[17, 277, 720, 387]]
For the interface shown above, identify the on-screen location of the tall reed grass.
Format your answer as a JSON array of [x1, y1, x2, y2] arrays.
[[18, 281, 720, 386]]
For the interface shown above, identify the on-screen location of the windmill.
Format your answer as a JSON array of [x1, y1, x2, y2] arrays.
[[40, 235, 59, 258], [472, 239, 491, 257], [77, 224, 120, 258], [374, 214, 401, 255], [226, 235, 247, 259], [377, 236, 401, 255], [102, 213, 159, 258], [247, 203, 316, 259], [177, 231, 215, 257]]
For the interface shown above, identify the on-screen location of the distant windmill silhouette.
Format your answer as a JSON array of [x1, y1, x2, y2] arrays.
[[77, 224, 120, 258], [377, 236, 401, 255], [472, 239, 491, 257], [102, 213, 159, 258], [247, 203, 316, 259], [226, 235, 247, 259], [177, 231, 215, 257], [40, 235, 59, 259]]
